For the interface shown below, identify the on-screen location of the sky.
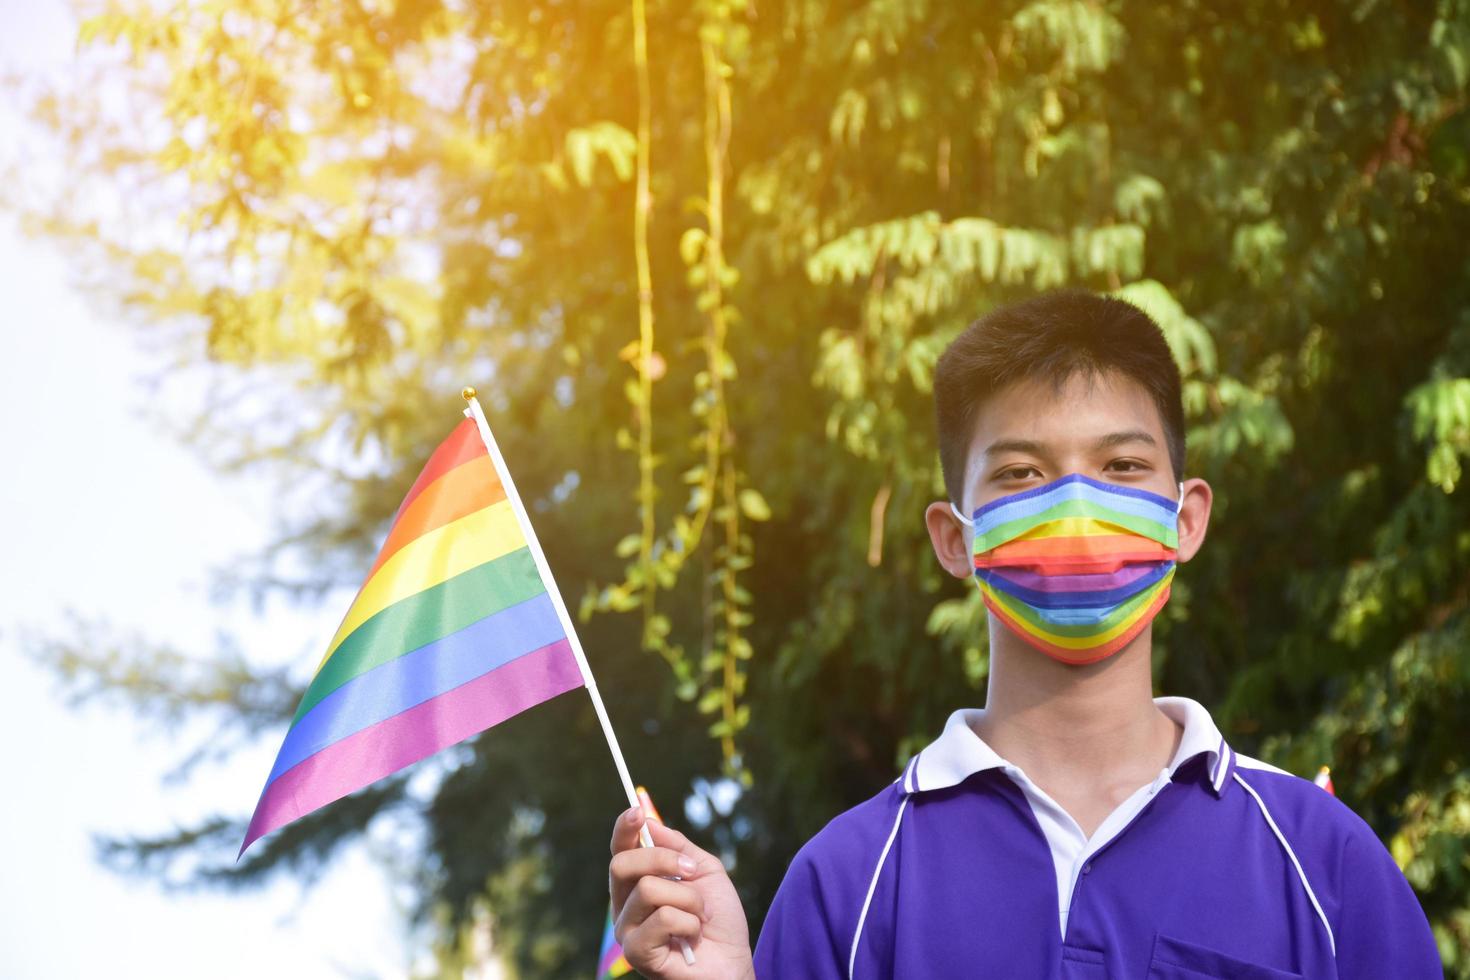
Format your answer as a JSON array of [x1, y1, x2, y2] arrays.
[[0, 3, 420, 977]]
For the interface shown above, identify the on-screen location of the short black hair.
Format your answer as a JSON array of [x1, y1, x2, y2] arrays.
[[934, 289, 1185, 507]]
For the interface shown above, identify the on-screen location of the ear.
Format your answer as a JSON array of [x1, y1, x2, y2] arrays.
[[1175, 477, 1213, 563], [925, 500, 975, 580]]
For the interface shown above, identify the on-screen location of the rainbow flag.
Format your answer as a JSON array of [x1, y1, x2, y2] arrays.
[[1314, 765, 1335, 796], [596, 908, 634, 980], [596, 787, 663, 979], [241, 408, 586, 854]]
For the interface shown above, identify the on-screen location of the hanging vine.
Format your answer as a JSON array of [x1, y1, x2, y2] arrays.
[[691, 0, 756, 777], [581, 0, 760, 779], [629, 0, 667, 675]]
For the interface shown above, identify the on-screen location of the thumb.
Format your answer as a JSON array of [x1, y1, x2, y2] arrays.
[[642, 817, 725, 878]]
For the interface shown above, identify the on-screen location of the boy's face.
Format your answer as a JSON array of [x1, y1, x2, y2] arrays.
[[925, 368, 1213, 583]]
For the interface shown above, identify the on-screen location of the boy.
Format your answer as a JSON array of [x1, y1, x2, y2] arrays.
[[608, 290, 1443, 978]]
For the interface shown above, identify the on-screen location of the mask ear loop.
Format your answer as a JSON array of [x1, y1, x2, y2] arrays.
[[1176, 481, 1185, 514], [950, 502, 982, 590]]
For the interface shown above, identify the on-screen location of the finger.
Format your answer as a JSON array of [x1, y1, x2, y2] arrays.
[[610, 847, 699, 914], [610, 804, 648, 856], [618, 875, 709, 934], [622, 906, 703, 967], [642, 816, 726, 878]]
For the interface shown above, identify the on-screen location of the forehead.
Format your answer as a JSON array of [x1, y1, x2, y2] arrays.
[[964, 370, 1167, 472]]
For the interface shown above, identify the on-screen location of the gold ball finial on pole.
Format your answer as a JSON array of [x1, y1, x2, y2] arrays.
[[461, 386, 477, 401]]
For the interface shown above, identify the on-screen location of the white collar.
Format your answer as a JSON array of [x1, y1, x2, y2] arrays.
[[898, 696, 1235, 799]]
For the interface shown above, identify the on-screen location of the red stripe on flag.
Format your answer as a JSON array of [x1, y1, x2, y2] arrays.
[[393, 419, 488, 522]]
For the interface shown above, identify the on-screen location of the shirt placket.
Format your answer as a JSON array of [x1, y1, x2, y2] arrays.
[[1056, 773, 1178, 974], [1004, 765, 1175, 944]]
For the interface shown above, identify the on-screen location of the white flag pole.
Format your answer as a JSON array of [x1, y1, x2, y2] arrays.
[[462, 388, 696, 966]]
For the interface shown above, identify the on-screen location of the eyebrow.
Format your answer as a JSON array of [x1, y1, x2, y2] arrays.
[[982, 438, 1046, 458], [1094, 429, 1157, 450], [982, 430, 1157, 458]]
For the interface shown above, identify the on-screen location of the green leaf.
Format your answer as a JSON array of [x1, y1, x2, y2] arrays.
[[738, 488, 771, 521]]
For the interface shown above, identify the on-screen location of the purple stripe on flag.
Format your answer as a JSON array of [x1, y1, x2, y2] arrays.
[[242, 638, 582, 854], [263, 592, 566, 787]]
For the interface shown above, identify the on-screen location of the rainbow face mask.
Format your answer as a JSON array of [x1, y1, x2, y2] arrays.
[[950, 474, 1182, 665]]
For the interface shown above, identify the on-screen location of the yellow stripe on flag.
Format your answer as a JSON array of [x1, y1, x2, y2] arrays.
[[317, 500, 528, 670]]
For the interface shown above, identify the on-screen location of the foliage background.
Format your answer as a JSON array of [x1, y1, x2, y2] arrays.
[[10, 0, 1469, 975]]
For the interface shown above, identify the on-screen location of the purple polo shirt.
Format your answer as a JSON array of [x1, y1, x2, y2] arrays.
[[751, 698, 1442, 979]]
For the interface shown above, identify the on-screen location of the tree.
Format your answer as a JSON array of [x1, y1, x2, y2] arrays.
[[15, 0, 1469, 974]]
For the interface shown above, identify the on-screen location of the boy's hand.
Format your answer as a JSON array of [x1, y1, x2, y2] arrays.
[[609, 806, 755, 979]]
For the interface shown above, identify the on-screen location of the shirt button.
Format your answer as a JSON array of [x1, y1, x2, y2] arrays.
[[1082, 862, 1092, 875]]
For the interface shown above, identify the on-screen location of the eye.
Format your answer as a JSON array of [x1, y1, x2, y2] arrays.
[[1105, 458, 1149, 474], [995, 464, 1042, 481]]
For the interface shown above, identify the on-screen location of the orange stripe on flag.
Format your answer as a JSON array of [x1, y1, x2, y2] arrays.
[[366, 455, 505, 580], [393, 419, 487, 521]]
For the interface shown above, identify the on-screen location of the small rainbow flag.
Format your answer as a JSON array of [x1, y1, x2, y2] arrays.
[[241, 402, 587, 854], [596, 787, 664, 979], [596, 904, 635, 978], [1314, 766, 1335, 796]]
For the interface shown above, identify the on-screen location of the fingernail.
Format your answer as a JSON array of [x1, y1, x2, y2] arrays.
[[678, 855, 697, 875], [624, 807, 640, 824]]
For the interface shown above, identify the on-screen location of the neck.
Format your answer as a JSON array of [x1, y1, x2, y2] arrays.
[[973, 625, 1178, 788]]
